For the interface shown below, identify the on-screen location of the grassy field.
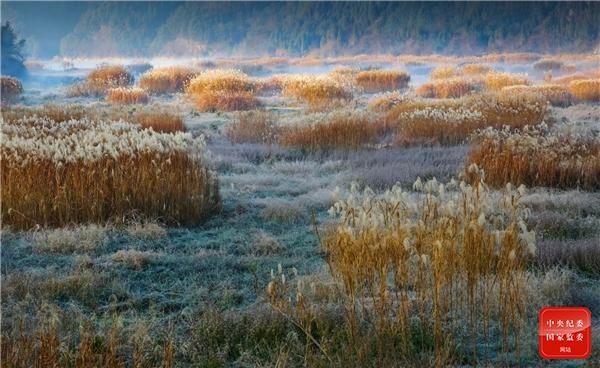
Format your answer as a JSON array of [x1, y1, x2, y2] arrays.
[[2, 53, 600, 367]]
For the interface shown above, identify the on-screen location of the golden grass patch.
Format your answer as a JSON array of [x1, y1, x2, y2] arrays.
[[139, 66, 198, 94], [484, 72, 529, 91], [568, 79, 600, 102], [466, 126, 600, 190], [501, 84, 573, 107], [281, 75, 352, 111], [106, 87, 149, 105], [416, 78, 478, 98], [1, 117, 219, 229], [67, 65, 133, 97], [224, 111, 279, 144], [355, 69, 410, 93]]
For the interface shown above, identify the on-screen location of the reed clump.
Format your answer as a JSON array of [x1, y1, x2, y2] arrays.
[[224, 111, 279, 144], [484, 72, 529, 91], [500, 84, 573, 107], [567, 79, 600, 102], [355, 69, 410, 93], [466, 125, 600, 190], [139, 66, 198, 94], [416, 78, 478, 98], [281, 75, 352, 111], [388, 93, 547, 145], [186, 69, 260, 111], [1, 116, 219, 229], [269, 174, 534, 364], [279, 112, 385, 151], [106, 87, 149, 105], [67, 65, 133, 97]]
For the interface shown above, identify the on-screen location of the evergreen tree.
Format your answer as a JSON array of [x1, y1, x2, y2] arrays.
[[1, 22, 26, 77]]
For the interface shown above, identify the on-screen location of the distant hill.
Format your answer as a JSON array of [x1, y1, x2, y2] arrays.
[[2, 1, 599, 58]]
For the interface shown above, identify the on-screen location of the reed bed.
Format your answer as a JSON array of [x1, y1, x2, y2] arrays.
[[279, 112, 386, 151], [466, 125, 600, 190], [567, 79, 600, 102], [186, 69, 260, 111], [430, 66, 458, 80], [354, 69, 410, 93], [388, 93, 547, 145], [500, 84, 573, 107], [224, 111, 279, 144], [139, 66, 198, 94], [552, 69, 600, 85], [281, 75, 352, 111], [484, 72, 529, 91], [368, 91, 407, 112], [269, 175, 533, 364], [1, 116, 219, 229], [416, 78, 478, 98], [1, 105, 185, 133], [105, 87, 149, 105], [1, 76, 23, 103], [67, 65, 133, 97]]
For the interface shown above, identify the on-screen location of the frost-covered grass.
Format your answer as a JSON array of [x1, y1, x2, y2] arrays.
[[3, 55, 600, 367]]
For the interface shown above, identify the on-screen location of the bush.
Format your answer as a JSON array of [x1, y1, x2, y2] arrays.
[[568, 79, 600, 102], [0, 76, 23, 103], [1, 117, 219, 229], [355, 70, 410, 93], [139, 66, 197, 94], [106, 87, 149, 105]]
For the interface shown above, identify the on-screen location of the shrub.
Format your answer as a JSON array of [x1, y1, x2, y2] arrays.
[[1, 117, 219, 229], [501, 84, 573, 107], [224, 111, 279, 144], [389, 93, 547, 145], [67, 65, 133, 97], [281, 75, 352, 111], [415, 78, 478, 98], [484, 72, 529, 91], [355, 70, 410, 93], [0, 76, 23, 103], [106, 87, 149, 105], [466, 125, 600, 190], [279, 112, 385, 151], [139, 66, 197, 94], [568, 79, 600, 102]]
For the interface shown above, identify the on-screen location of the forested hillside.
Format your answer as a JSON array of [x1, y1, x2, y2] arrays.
[[2, 1, 599, 57]]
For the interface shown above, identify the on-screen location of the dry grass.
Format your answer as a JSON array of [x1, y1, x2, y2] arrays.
[[484, 72, 529, 91], [430, 66, 458, 80], [186, 69, 260, 111], [354, 69, 410, 93], [1, 117, 219, 229], [106, 87, 149, 105], [466, 125, 600, 190], [416, 78, 478, 98], [1, 105, 185, 133], [281, 75, 352, 111], [67, 65, 133, 97], [30, 225, 107, 254], [1, 76, 23, 103], [552, 69, 600, 84], [269, 175, 534, 364], [224, 111, 279, 144], [367, 91, 407, 112], [460, 63, 492, 75], [388, 93, 547, 145], [568, 79, 600, 102], [139, 66, 197, 94], [500, 84, 573, 107], [532, 59, 575, 73], [279, 111, 386, 151]]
